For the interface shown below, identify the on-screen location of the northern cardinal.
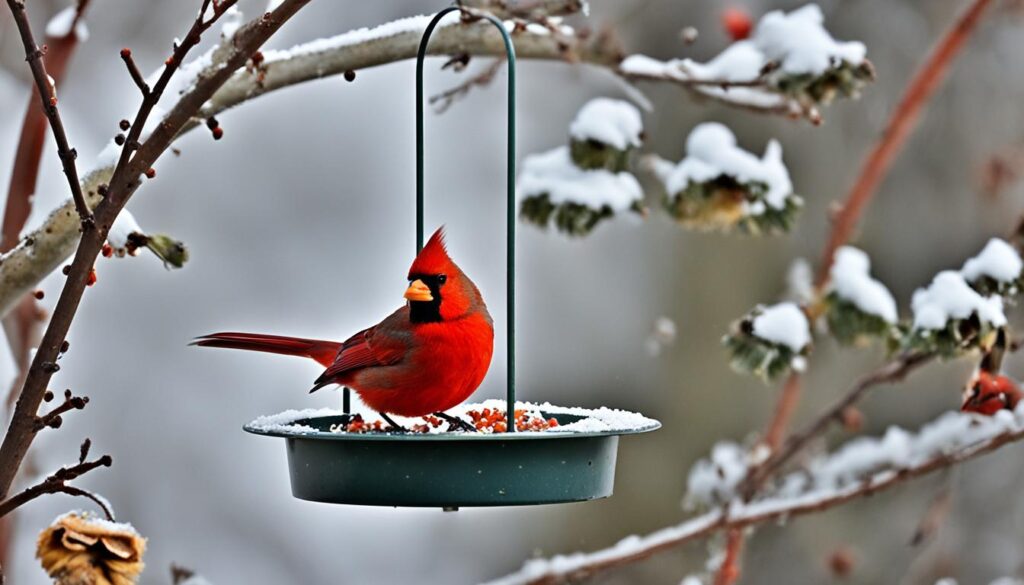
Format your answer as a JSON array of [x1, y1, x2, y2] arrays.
[[194, 227, 494, 431], [961, 370, 1023, 415]]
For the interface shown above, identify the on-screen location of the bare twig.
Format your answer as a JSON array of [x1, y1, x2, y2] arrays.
[[430, 57, 505, 113], [815, 0, 995, 287], [0, 454, 112, 519], [35, 389, 88, 431], [0, 0, 313, 502], [490, 422, 1024, 585], [119, 48, 150, 96], [3, 0, 93, 225]]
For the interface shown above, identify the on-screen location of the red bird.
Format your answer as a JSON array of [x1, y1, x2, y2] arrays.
[[194, 227, 494, 430], [961, 371, 1023, 416]]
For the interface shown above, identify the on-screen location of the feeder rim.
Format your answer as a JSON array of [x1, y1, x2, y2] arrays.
[[244, 416, 660, 441]]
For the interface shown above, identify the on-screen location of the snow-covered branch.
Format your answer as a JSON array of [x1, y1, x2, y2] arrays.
[[487, 406, 1024, 585]]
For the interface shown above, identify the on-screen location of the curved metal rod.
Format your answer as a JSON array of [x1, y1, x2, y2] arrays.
[[416, 7, 517, 431]]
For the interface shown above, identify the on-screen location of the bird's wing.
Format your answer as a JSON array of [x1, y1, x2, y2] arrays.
[[311, 309, 408, 390]]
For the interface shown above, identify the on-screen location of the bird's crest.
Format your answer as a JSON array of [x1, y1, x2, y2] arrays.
[[408, 226, 454, 277]]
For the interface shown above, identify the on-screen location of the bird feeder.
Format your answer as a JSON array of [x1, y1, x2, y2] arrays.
[[243, 6, 659, 508]]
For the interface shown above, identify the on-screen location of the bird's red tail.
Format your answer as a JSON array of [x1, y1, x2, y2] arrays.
[[192, 332, 341, 368]]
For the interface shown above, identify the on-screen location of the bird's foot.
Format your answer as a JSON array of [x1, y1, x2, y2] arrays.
[[434, 412, 478, 433], [379, 412, 409, 434]]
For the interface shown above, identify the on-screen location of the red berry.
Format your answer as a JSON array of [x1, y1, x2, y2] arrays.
[[101, 243, 113, 258], [33, 290, 44, 300], [721, 7, 753, 41], [120, 48, 132, 58], [212, 127, 224, 140], [144, 168, 156, 179], [86, 269, 97, 287]]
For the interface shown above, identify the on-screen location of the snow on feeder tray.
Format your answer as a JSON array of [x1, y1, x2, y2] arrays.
[[238, 7, 659, 509]]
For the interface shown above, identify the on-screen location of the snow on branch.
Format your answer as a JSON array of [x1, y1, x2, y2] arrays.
[[724, 302, 811, 382], [487, 406, 1024, 585], [960, 237, 1023, 296], [620, 3, 874, 122], [659, 122, 800, 235], [824, 246, 899, 345], [907, 271, 1006, 357], [519, 98, 646, 236]]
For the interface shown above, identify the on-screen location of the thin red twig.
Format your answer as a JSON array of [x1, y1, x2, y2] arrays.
[[815, 0, 995, 287]]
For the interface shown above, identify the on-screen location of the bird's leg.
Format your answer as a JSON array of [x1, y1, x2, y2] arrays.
[[434, 412, 477, 433], [379, 412, 408, 433]]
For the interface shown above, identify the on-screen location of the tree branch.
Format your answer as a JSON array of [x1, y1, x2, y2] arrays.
[[0, 6, 808, 320], [0, 0, 313, 501], [488, 420, 1024, 585], [741, 352, 934, 497], [459, 0, 585, 21], [3, 0, 93, 225]]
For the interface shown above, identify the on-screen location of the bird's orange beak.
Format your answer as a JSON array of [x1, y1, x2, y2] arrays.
[[404, 279, 433, 302]]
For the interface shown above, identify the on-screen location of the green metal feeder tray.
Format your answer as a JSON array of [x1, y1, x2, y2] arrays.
[[244, 407, 660, 508]]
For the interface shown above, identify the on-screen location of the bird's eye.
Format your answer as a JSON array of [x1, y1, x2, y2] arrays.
[[437, 274, 447, 285]]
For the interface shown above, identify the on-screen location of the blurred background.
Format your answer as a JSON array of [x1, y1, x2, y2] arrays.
[[1, 0, 1024, 583]]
